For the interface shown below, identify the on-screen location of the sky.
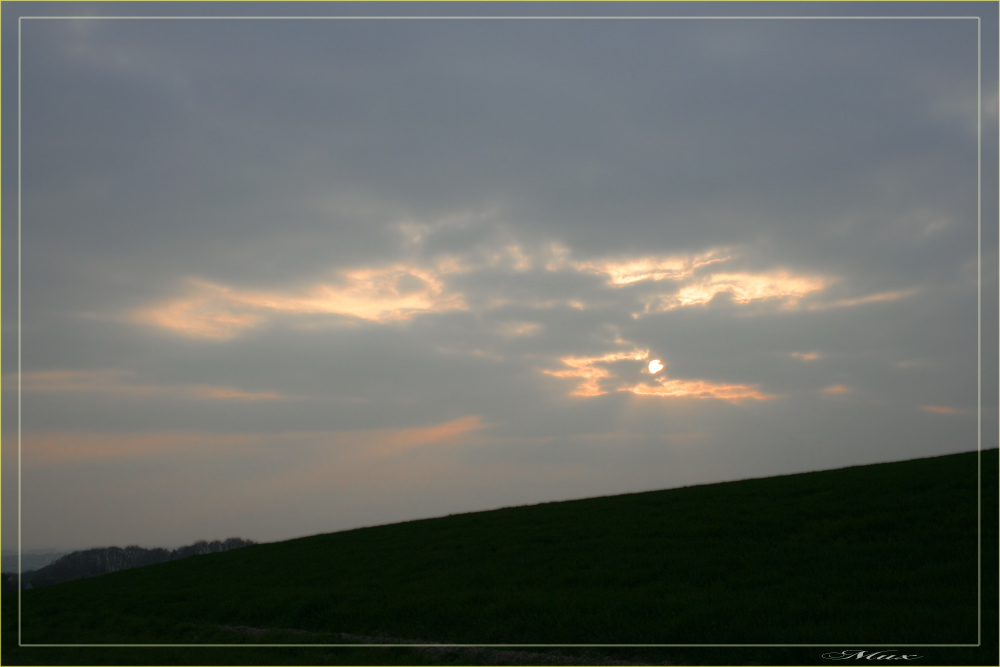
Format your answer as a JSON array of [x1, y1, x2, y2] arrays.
[[2, 1, 998, 552]]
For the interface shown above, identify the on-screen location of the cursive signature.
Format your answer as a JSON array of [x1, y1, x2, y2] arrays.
[[822, 650, 922, 661]]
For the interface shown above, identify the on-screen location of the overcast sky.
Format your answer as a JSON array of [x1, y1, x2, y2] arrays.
[[2, 1, 997, 552]]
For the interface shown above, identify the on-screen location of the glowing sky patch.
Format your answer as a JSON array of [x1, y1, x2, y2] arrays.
[[21, 430, 272, 465], [822, 384, 851, 395], [236, 265, 464, 320], [570, 248, 731, 286], [542, 348, 649, 397], [652, 270, 831, 312], [542, 349, 772, 402], [624, 378, 777, 402], [920, 405, 967, 415], [791, 352, 821, 361], [131, 244, 851, 340], [132, 282, 265, 341], [20, 416, 490, 467], [187, 386, 288, 401], [809, 288, 919, 310], [17, 369, 292, 402], [20, 369, 141, 394], [134, 264, 467, 339]]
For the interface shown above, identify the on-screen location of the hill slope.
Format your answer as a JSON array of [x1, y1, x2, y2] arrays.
[[4, 449, 996, 665]]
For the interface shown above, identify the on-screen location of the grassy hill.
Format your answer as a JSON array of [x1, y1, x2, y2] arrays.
[[3, 449, 996, 666]]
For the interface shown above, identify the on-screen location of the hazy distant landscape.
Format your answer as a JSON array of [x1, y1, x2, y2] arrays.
[[3, 449, 996, 666], [1, 538, 255, 593], [0, 550, 71, 574]]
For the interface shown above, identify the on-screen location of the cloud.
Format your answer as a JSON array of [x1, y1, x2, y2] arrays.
[[21, 430, 269, 465], [566, 247, 732, 286], [16, 369, 292, 402], [129, 282, 268, 341], [623, 377, 778, 402], [21, 415, 492, 467], [132, 263, 468, 340], [128, 233, 924, 348], [822, 384, 851, 395], [541, 345, 775, 402], [647, 270, 832, 312], [127, 240, 852, 343], [919, 405, 968, 416], [808, 288, 919, 310], [542, 348, 650, 397], [185, 386, 288, 401]]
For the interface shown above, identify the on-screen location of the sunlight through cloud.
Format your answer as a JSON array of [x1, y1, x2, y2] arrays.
[[623, 377, 777, 402], [650, 271, 831, 312], [542, 349, 773, 403], [570, 248, 732, 286], [807, 288, 919, 310], [542, 349, 650, 397], [133, 264, 467, 340]]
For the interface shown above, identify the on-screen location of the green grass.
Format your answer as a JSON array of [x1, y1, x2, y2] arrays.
[[3, 449, 996, 666]]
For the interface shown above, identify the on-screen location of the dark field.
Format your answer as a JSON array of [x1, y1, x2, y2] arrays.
[[3, 448, 996, 666]]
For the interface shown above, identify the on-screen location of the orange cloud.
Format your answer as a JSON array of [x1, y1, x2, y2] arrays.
[[21, 416, 491, 466], [133, 264, 467, 340], [17, 369, 292, 402], [920, 405, 967, 415], [542, 348, 649, 397], [131, 281, 266, 340], [129, 242, 855, 340], [650, 270, 830, 312], [21, 430, 269, 465], [20, 369, 145, 394], [791, 352, 821, 361], [186, 386, 287, 401], [542, 347, 776, 402], [808, 288, 918, 310], [623, 377, 777, 402], [568, 248, 731, 286], [822, 384, 851, 395]]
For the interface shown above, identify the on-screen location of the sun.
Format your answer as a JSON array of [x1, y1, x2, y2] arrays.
[[648, 359, 664, 374]]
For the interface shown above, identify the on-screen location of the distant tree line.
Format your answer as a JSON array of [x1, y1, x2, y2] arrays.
[[1, 538, 255, 593]]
